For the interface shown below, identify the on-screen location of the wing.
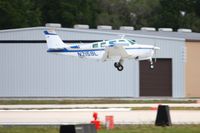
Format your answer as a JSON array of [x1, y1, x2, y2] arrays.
[[101, 46, 130, 62]]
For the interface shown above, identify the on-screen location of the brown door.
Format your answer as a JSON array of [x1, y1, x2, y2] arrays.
[[139, 59, 172, 96]]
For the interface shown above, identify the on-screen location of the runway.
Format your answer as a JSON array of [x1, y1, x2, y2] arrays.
[[1, 103, 200, 109], [1, 109, 200, 125]]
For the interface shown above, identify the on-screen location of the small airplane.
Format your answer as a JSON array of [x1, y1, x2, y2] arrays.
[[43, 30, 160, 71]]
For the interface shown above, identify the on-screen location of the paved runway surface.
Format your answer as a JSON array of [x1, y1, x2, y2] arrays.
[[1, 103, 200, 109], [0, 109, 200, 125]]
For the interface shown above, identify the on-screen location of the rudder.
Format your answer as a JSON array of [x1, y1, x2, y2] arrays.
[[43, 30, 66, 49]]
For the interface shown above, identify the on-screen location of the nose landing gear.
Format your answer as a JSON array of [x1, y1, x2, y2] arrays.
[[150, 64, 154, 69], [149, 58, 154, 69]]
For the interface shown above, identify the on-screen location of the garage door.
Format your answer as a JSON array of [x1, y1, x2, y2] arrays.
[[139, 59, 172, 96]]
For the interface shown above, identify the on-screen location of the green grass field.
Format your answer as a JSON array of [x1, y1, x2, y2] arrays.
[[0, 125, 200, 133], [99, 125, 200, 133]]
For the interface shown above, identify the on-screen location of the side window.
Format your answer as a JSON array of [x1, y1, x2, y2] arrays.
[[100, 42, 106, 47], [92, 43, 98, 48], [118, 39, 129, 46], [118, 40, 125, 42], [109, 41, 116, 45]]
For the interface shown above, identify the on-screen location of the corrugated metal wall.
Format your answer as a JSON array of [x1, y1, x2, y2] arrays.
[[0, 27, 185, 97]]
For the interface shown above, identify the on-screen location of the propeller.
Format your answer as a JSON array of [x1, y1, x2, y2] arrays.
[[153, 43, 160, 63]]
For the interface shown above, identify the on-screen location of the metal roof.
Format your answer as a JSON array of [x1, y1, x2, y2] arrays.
[[94, 29, 200, 41], [0, 26, 200, 41]]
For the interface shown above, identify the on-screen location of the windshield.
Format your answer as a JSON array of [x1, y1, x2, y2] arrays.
[[128, 40, 136, 45]]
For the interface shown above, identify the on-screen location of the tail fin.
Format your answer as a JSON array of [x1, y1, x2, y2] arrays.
[[43, 30, 66, 49]]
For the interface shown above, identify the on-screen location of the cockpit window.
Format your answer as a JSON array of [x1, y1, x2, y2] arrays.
[[100, 42, 106, 47], [92, 43, 98, 48], [128, 40, 136, 45]]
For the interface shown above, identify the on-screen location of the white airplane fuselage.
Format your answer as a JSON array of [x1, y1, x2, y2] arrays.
[[49, 42, 154, 60], [44, 30, 160, 71]]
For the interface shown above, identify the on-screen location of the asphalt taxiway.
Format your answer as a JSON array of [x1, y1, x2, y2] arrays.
[[0, 107, 200, 125]]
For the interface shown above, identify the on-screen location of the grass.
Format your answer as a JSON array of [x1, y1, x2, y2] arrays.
[[99, 125, 200, 133], [0, 126, 59, 133], [0, 99, 196, 105], [0, 125, 200, 133]]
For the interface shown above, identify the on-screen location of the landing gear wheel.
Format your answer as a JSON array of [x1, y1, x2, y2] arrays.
[[114, 61, 124, 71], [150, 64, 154, 69], [117, 64, 123, 71], [114, 62, 118, 68]]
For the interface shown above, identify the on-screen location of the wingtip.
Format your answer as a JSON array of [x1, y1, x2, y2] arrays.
[[154, 47, 160, 50]]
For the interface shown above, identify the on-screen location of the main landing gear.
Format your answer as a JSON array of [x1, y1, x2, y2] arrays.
[[114, 62, 123, 71]]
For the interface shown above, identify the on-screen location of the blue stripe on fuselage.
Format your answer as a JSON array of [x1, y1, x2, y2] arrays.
[[47, 48, 153, 53], [47, 48, 104, 52]]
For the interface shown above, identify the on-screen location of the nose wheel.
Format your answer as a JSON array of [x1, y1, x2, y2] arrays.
[[114, 62, 124, 71], [150, 64, 154, 69]]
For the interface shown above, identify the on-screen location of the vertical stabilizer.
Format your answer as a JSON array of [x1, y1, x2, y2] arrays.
[[43, 30, 66, 49]]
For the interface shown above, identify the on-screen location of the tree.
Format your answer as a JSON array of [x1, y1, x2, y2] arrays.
[[0, 0, 41, 29], [95, 0, 130, 29], [0, 0, 200, 32], [154, 0, 200, 31], [127, 0, 160, 29]]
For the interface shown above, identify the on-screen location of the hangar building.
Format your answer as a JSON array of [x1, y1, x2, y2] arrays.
[[0, 24, 200, 98]]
